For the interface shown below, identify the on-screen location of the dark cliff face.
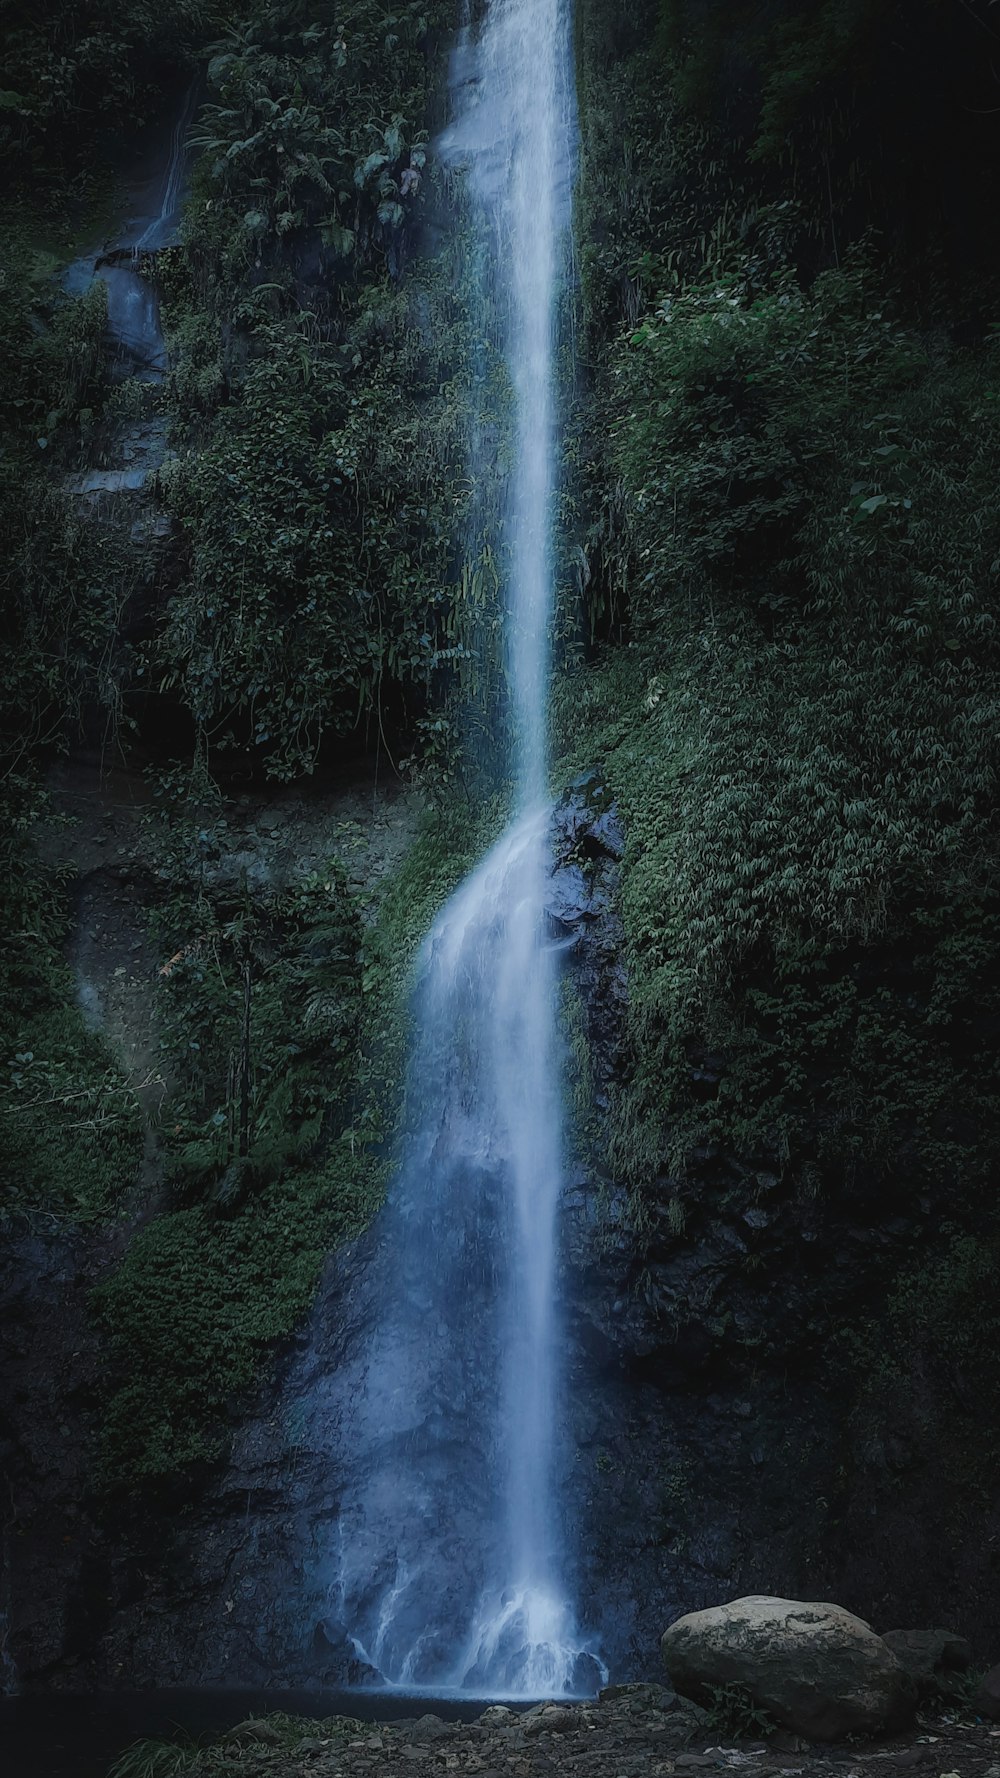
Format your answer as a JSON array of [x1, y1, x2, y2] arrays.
[[4, 776, 999, 1696], [557, 802, 1000, 1676]]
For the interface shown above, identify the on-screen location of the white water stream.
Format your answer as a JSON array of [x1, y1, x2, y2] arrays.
[[331, 0, 601, 1697], [64, 83, 197, 379]]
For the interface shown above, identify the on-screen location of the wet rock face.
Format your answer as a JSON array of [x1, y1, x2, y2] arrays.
[[543, 777, 1000, 1680], [0, 1229, 117, 1691], [881, 1628, 972, 1705], [975, 1663, 1000, 1722]]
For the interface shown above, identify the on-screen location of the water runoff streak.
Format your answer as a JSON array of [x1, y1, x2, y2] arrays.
[[64, 83, 198, 378], [330, 0, 602, 1698]]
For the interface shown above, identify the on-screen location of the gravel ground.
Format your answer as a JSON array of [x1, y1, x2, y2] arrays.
[[120, 1688, 1000, 1778]]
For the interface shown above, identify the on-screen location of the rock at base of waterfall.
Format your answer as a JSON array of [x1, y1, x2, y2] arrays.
[[974, 1662, 1000, 1721], [881, 1627, 972, 1701], [660, 1594, 916, 1742], [522, 1703, 582, 1736]]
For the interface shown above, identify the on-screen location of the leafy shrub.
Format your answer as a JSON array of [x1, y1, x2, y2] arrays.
[[158, 273, 477, 774], [566, 2, 1000, 1250], [615, 256, 924, 623], [0, 1, 219, 168], [92, 1149, 375, 1486], [148, 0, 501, 780], [704, 1682, 776, 1740], [148, 854, 363, 1182], [0, 962, 144, 1225]]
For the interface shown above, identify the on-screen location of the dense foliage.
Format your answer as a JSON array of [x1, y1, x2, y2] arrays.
[[0, 0, 217, 165], [0, 239, 147, 1226], [4, 0, 1000, 1518], [0, 0, 496, 1486], [566, 0, 1000, 1490], [154, 0, 491, 777]]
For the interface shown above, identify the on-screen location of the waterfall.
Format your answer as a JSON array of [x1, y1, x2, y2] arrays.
[[134, 82, 199, 255], [328, 0, 602, 1698], [63, 82, 197, 380]]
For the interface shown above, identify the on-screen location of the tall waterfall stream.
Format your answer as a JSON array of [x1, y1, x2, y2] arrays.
[[330, 0, 603, 1697]]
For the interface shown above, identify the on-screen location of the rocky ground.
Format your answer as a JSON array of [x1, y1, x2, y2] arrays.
[[112, 1691, 1000, 1778]]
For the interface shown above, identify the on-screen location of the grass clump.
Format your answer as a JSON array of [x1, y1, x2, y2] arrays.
[[108, 1713, 366, 1778], [109, 1738, 200, 1778]]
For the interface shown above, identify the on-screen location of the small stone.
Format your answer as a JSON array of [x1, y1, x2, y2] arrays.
[[882, 1628, 972, 1694], [523, 1704, 580, 1736], [226, 1720, 284, 1746], [768, 1733, 808, 1754], [479, 1705, 518, 1728], [409, 1715, 452, 1743]]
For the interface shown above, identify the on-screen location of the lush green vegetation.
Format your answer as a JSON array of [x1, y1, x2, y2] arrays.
[[0, 296, 146, 1232], [0, 0, 504, 1488], [91, 785, 497, 1489], [3, 0, 1000, 1519], [0, 1, 218, 175], [566, 0, 1000, 1481], [154, 0, 497, 778], [0, 953, 144, 1225]]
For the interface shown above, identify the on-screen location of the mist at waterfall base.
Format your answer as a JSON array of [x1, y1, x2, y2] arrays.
[[323, 0, 604, 1700]]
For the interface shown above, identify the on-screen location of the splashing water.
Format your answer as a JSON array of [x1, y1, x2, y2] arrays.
[[331, 0, 603, 1697], [63, 83, 197, 378]]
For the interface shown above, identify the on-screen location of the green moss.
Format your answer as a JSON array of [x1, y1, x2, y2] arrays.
[[92, 1153, 376, 1486], [90, 787, 502, 1493], [560, 974, 600, 1159]]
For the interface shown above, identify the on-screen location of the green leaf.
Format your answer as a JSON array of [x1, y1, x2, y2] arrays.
[[355, 151, 389, 189], [319, 219, 355, 257]]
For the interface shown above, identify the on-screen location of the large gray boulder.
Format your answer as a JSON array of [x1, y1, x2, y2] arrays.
[[660, 1595, 916, 1742]]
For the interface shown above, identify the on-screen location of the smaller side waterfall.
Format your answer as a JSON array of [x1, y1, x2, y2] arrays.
[[64, 82, 197, 379]]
